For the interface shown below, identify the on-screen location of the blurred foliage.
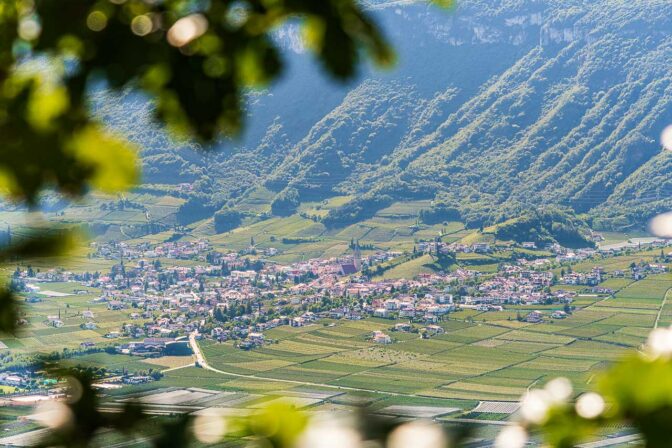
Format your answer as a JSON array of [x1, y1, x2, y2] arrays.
[[0, 0, 405, 206], [0, 288, 19, 334], [0, 229, 77, 263], [32, 346, 672, 447], [509, 328, 672, 448], [35, 369, 147, 447], [30, 352, 672, 447], [27, 352, 672, 448], [31, 380, 475, 448]]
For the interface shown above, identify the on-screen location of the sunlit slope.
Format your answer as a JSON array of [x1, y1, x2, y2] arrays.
[[90, 0, 672, 232]]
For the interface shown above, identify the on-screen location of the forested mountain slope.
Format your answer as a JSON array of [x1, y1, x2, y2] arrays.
[[102, 0, 672, 231]]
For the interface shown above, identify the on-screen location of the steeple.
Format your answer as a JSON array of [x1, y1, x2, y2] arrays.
[[354, 241, 361, 271]]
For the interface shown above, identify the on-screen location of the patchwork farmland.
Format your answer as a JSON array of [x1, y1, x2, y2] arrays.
[[7, 261, 669, 407], [193, 273, 670, 403]]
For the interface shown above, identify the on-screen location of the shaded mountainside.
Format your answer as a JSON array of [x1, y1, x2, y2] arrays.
[[101, 0, 672, 232]]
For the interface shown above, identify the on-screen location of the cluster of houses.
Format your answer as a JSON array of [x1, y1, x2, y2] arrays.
[[467, 264, 558, 306], [0, 372, 28, 388], [11, 232, 672, 358], [371, 294, 455, 322], [417, 241, 493, 255], [523, 309, 568, 323], [561, 267, 603, 286], [92, 240, 212, 261], [561, 263, 669, 286]]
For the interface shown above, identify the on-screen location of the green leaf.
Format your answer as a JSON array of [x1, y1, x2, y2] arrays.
[[0, 230, 77, 262], [67, 126, 139, 193], [27, 80, 69, 131], [0, 288, 19, 333]]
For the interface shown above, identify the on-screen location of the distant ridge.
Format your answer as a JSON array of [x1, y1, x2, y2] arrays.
[[98, 0, 672, 231]]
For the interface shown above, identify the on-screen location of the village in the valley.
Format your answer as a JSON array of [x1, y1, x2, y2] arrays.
[[3, 233, 671, 391]]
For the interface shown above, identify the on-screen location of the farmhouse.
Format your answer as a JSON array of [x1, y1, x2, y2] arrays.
[[373, 308, 389, 318], [551, 311, 568, 319], [424, 325, 445, 336], [394, 322, 413, 332], [123, 375, 152, 385], [526, 311, 544, 323], [107, 300, 126, 310], [248, 332, 265, 345], [0, 373, 26, 387], [472, 243, 492, 253], [372, 330, 391, 344]]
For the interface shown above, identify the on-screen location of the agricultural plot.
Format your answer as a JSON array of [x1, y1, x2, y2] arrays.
[[439, 325, 512, 344], [569, 253, 658, 273], [235, 187, 275, 213], [597, 313, 656, 327], [143, 356, 196, 369], [297, 196, 354, 218], [495, 330, 574, 345], [656, 291, 672, 327], [376, 405, 460, 418], [541, 341, 625, 361], [208, 215, 322, 250], [193, 199, 458, 263], [558, 324, 621, 339], [132, 389, 217, 405], [439, 381, 527, 401], [473, 401, 520, 414], [194, 269, 668, 403], [249, 396, 323, 409], [616, 278, 672, 300], [597, 278, 634, 290], [594, 331, 646, 347], [151, 367, 233, 391], [375, 255, 442, 280], [62, 353, 161, 372], [0, 277, 166, 358], [375, 201, 433, 218], [596, 300, 660, 311]]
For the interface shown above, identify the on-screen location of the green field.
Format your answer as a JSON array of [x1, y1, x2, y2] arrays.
[[194, 271, 670, 402], [1, 281, 150, 354]]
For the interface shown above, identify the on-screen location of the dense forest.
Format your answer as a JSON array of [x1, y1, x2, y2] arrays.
[[493, 209, 595, 249], [92, 0, 672, 232]]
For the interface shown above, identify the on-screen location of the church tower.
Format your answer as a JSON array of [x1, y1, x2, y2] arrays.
[[354, 241, 362, 271]]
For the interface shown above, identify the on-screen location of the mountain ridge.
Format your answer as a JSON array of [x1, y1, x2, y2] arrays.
[[94, 0, 672, 233]]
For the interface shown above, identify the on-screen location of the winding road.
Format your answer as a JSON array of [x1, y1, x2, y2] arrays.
[[188, 332, 424, 397]]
